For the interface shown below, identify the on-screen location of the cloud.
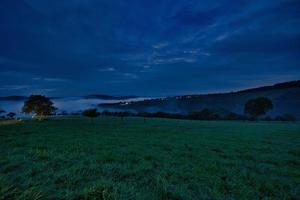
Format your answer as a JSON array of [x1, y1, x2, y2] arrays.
[[44, 78, 69, 82], [123, 73, 139, 79], [31, 88, 57, 93], [215, 33, 229, 41], [140, 65, 153, 73], [153, 57, 197, 65], [212, 32, 300, 54], [98, 67, 116, 72], [152, 42, 169, 49], [0, 85, 30, 90], [32, 77, 69, 82]]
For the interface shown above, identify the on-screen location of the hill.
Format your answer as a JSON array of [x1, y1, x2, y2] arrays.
[[0, 95, 137, 102], [99, 80, 300, 119], [0, 96, 28, 101], [84, 94, 138, 100]]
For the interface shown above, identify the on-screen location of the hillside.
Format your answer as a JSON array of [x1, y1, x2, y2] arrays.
[[0, 96, 28, 101], [84, 94, 138, 100], [0, 95, 138, 101], [99, 80, 300, 119]]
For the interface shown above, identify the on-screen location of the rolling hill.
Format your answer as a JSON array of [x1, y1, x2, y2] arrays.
[[84, 94, 138, 100], [99, 80, 300, 119]]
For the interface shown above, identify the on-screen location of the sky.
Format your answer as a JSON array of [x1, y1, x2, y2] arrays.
[[0, 0, 299, 97]]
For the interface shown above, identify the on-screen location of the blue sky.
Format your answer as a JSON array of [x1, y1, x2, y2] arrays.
[[0, 0, 299, 96]]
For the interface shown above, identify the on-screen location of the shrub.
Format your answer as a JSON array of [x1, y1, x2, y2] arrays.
[[6, 112, 16, 119], [188, 109, 219, 120], [82, 109, 100, 124], [263, 116, 273, 121], [225, 112, 244, 120], [275, 114, 296, 121]]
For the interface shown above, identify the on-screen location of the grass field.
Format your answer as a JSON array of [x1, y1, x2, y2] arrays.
[[0, 117, 300, 199]]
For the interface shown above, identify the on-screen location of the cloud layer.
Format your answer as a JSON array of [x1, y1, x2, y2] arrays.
[[0, 0, 299, 96]]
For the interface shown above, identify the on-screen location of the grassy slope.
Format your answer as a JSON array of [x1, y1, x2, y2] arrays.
[[100, 87, 300, 118], [0, 117, 300, 199]]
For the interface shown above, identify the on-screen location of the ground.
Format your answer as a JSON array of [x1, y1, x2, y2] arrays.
[[0, 117, 300, 199]]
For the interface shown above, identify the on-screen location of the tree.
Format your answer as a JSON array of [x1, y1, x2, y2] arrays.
[[82, 108, 100, 124], [22, 95, 56, 120], [6, 112, 16, 119], [244, 97, 273, 118]]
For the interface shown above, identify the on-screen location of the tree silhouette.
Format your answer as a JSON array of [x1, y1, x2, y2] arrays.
[[82, 108, 100, 124], [244, 97, 273, 118], [6, 112, 16, 119], [22, 95, 56, 120]]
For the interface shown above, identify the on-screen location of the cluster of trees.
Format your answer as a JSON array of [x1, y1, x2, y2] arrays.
[[102, 111, 294, 122], [0, 109, 17, 120], [86, 111, 295, 122]]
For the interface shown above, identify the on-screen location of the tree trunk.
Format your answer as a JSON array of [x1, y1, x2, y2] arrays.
[[37, 115, 43, 121]]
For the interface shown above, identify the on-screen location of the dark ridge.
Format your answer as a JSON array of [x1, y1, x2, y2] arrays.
[[0, 96, 28, 101], [236, 80, 300, 94], [0, 96, 63, 101], [177, 80, 300, 98], [84, 94, 138, 100]]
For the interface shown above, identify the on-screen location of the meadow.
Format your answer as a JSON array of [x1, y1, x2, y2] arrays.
[[0, 117, 300, 199]]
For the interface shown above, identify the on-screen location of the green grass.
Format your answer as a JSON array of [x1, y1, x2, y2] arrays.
[[0, 117, 300, 199]]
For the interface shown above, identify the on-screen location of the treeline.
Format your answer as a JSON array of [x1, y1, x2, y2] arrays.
[[95, 109, 296, 122], [0, 109, 16, 120]]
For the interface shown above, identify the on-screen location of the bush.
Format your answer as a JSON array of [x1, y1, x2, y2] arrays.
[[6, 112, 16, 119], [275, 114, 296, 121], [82, 109, 100, 118], [188, 109, 219, 120], [224, 112, 246, 120], [262, 116, 273, 121]]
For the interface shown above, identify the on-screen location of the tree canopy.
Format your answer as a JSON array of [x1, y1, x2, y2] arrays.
[[244, 97, 273, 118], [22, 95, 56, 120]]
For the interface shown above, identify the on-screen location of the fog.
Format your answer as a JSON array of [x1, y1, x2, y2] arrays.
[[0, 97, 150, 118]]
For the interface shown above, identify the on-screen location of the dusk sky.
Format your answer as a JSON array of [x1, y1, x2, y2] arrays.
[[0, 0, 299, 97]]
